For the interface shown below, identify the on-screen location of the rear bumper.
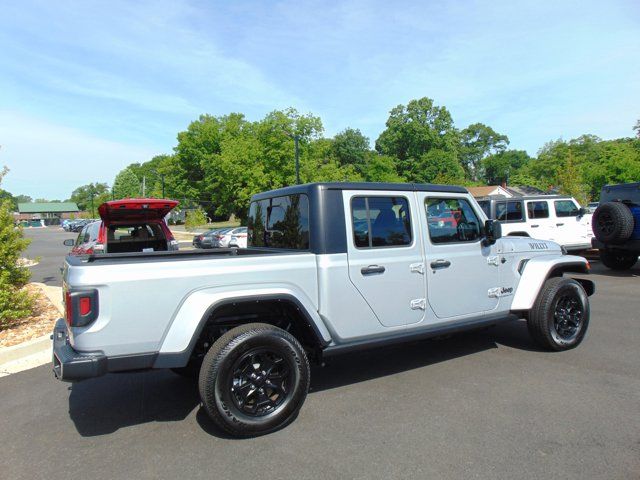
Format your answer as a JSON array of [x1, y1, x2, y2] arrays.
[[52, 318, 107, 382], [52, 319, 157, 382], [591, 239, 640, 252], [564, 242, 593, 252]]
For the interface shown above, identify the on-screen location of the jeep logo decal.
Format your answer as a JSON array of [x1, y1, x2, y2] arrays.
[[529, 242, 548, 250]]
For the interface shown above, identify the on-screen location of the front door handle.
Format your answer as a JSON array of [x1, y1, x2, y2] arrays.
[[361, 265, 385, 275], [430, 259, 451, 269], [531, 224, 539, 228], [556, 223, 564, 226]]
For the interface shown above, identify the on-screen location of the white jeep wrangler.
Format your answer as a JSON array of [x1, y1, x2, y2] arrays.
[[54, 182, 595, 436], [477, 195, 593, 251]]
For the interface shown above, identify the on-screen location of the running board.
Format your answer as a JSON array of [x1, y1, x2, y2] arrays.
[[321, 313, 519, 357]]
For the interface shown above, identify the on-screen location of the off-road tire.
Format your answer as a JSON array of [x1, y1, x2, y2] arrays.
[[198, 323, 310, 437], [527, 277, 589, 351], [593, 202, 634, 243], [599, 249, 638, 270]]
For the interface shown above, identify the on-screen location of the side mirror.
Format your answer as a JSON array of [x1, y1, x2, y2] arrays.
[[483, 219, 502, 246], [63, 239, 75, 247], [578, 207, 587, 216]]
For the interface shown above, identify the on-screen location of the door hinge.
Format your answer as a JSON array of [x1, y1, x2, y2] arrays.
[[410, 298, 426, 310], [487, 256, 500, 267], [410, 262, 425, 274]]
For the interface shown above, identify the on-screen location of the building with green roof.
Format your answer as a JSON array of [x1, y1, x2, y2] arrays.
[[17, 202, 80, 226]]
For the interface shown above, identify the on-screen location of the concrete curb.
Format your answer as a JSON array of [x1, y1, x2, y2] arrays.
[[0, 283, 61, 375], [0, 334, 52, 365]]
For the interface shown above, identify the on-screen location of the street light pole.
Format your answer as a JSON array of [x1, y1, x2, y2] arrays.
[[294, 135, 300, 185]]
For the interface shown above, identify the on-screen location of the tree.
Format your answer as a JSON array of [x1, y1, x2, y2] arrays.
[[69, 182, 110, 216], [14, 194, 32, 204], [359, 153, 405, 183], [185, 207, 208, 231], [482, 150, 531, 185], [112, 167, 141, 199], [634, 119, 640, 139], [557, 152, 590, 205], [459, 123, 509, 180], [332, 128, 370, 168], [414, 149, 465, 184], [0, 166, 33, 327], [375, 97, 460, 180]]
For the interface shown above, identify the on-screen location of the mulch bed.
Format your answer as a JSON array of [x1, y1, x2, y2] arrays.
[[0, 284, 60, 348]]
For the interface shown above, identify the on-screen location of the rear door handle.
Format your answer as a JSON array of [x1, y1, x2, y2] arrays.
[[430, 259, 451, 269], [531, 224, 539, 228], [556, 223, 564, 226], [361, 265, 385, 275]]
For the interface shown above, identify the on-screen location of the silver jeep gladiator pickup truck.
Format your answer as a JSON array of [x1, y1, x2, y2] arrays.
[[53, 182, 595, 436]]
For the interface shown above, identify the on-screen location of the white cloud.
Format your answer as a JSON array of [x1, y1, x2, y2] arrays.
[[0, 111, 158, 199]]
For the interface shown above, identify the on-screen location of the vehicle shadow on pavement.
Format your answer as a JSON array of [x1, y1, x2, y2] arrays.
[[68, 322, 539, 439], [309, 327, 510, 393], [68, 370, 201, 437]]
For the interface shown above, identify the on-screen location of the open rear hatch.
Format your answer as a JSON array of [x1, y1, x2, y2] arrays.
[[98, 199, 178, 223]]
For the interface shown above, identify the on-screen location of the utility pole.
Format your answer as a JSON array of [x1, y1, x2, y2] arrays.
[[90, 188, 95, 218], [142, 176, 146, 197], [161, 174, 165, 198]]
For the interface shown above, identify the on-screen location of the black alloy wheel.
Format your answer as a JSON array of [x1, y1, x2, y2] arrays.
[[229, 348, 294, 417]]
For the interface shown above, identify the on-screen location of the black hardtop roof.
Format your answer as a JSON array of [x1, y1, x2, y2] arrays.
[[251, 182, 468, 201]]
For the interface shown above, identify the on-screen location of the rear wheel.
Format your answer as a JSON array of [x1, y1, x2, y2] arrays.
[[599, 249, 638, 270], [527, 277, 589, 351], [198, 323, 310, 437]]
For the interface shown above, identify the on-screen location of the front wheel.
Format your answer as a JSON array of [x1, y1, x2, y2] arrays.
[[599, 249, 638, 271], [527, 277, 589, 351], [198, 323, 310, 437]]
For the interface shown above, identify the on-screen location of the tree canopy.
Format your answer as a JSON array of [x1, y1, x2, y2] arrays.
[[60, 107, 639, 221]]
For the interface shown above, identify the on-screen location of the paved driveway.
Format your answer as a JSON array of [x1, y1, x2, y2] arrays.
[[2, 260, 638, 479]]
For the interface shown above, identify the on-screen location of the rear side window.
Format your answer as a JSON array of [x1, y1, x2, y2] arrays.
[[554, 200, 579, 217], [88, 222, 100, 241], [527, 201, 549, 219], [248, 194, 309, 250], [351, 196, 412, 248], [496, 201, 523, 222], [426, 198, 482, 243]]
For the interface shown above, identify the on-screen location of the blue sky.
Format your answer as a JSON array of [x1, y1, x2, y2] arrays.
[[1, 0, 638, 200]]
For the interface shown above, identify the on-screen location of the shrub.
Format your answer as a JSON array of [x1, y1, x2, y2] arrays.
[[185, 208, 207, 231], [0, 198, 34, 327]]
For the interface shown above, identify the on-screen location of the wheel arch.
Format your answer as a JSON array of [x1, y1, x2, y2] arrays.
[[511, 256, 594, 311], [155, 287, 332, 369]]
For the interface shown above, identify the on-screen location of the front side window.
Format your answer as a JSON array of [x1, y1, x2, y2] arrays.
[[554, 200, 579, 217], [351, 196, 412, 248], [527, 201, 549, 219], [426, 198, 482, 243], [497, 201, 524, 222], [477, 200, 490, 218], [248, 194, 309, 250]]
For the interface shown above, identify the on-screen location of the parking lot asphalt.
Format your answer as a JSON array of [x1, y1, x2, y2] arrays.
[[23, 227, 71, 286], [5, 230, 639, 479]]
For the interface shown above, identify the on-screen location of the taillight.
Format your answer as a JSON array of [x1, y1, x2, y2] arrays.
[[65, 291, 73, 326], [65, 289, 99, 327]]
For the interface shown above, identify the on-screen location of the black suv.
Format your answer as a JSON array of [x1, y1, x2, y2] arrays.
[[592, 182, 640, 270]]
